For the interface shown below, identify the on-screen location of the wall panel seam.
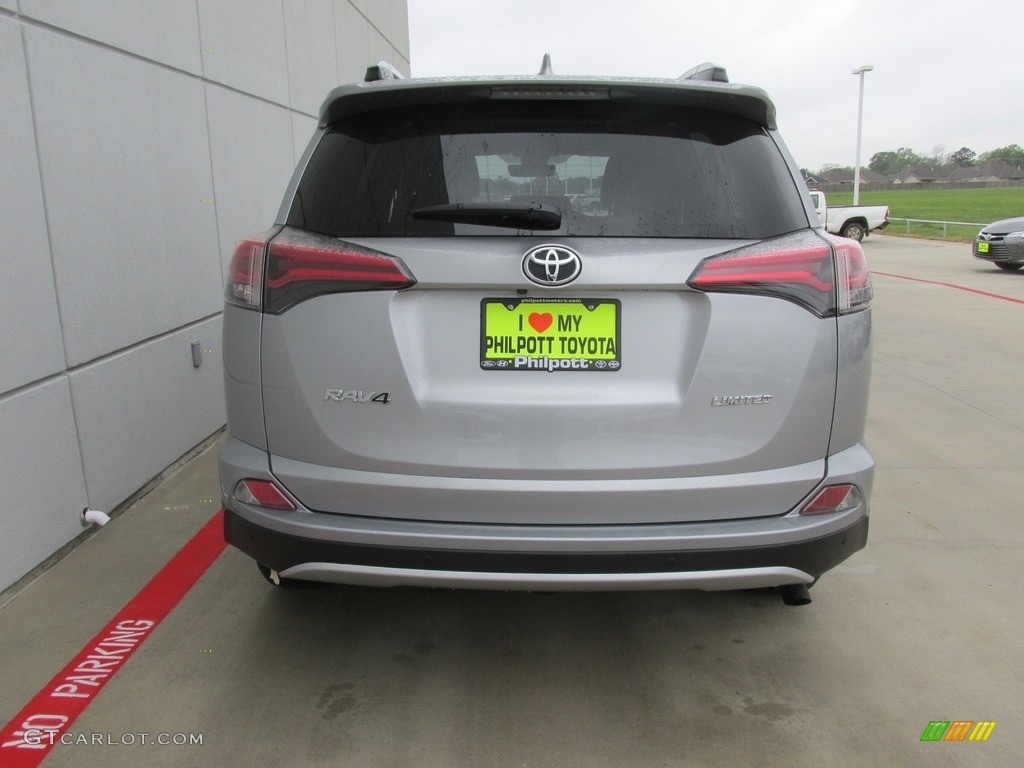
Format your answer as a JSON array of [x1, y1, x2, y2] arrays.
[[18, 18, 69, 372], [0, 311, 225, 404], [4, 10, 319, 118]]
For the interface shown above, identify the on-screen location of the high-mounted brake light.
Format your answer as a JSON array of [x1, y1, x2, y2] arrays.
[[490, 85, 610, 100], [232, 479, 296, 511], [687, 231, 872, 317]]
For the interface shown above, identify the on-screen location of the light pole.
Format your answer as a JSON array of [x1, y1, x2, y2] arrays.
[[851, 64, 874, 206]]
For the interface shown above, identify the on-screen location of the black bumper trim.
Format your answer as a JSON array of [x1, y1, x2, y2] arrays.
[[224, 509, 868, 581]]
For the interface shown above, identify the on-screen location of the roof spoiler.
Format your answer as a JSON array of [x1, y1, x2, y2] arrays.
[[678, 62, 729, 83], [363, 56, 727, 85], [364, 61, 405, 82]]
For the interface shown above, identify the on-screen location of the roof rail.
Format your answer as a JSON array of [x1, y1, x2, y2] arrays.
[[364, 61, 405, 83], [537, 53, 554, 76], [678, 62, 729, 83]]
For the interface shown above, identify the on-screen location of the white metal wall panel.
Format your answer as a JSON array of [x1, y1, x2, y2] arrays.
[[196, 0, 290, 104], [0, 379, 88, 590], [0, 18, 66, 393], [205, 84, 296, 279], [284, 0, 340, 115], [68, 318, 226, 514], [25, 28, 222, 367], [291, 112, 319, 166], [335, 0, 371, 85], [18, 0, 203, 74]]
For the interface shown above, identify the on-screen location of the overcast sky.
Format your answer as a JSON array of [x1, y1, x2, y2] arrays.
[[407, 0, 1023, 172]]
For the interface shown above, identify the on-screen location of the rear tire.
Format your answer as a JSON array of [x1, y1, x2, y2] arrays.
[[840, 222, 865, 241], [995, 262, 1023, 271]]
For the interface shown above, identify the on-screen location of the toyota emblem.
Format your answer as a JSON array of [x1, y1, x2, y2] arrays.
[[523, 245, 582, 286]]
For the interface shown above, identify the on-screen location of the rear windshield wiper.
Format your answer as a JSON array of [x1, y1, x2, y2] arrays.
[[411, 202, 562, 230]]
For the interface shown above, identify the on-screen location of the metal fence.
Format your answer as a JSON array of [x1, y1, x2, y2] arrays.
[[811, 181, 1024, 193], [887, 218, 984, 240]]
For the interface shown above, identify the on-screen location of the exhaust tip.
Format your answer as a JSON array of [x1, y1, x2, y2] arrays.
[[779, 583, 812, 606]]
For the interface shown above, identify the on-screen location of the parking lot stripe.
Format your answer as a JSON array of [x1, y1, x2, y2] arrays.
[[873, 271, 1024, 306], [0, 510, 226, 767]]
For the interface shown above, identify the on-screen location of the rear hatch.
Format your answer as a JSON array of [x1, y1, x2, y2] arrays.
[[242, 90, 848, 524]]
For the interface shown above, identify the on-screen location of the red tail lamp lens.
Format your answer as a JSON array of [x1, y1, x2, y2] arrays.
[[688, 232, 837, 317], [689, 232, 872, 317], [225, 227, 416, 313], [832, 236, 873, 313], [226, 234, 272, 309], [264, 229, 416, 313]]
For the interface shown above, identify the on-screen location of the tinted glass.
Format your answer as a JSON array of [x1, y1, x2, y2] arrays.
[[289, 102, 806, 239]]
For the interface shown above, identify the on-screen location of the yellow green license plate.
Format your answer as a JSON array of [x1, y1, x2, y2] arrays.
[[977, 241, 990, 253], [480, 298, 621, 371]]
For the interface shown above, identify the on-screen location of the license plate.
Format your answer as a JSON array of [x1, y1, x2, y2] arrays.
[[977, 241, 990, 254], [480, 298, 621, 372]]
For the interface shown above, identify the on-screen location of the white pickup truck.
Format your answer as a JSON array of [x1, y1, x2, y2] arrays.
[[809, 190, 889, 241]]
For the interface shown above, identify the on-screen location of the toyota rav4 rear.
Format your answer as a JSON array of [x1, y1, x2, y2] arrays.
[[219, 60, 874, 604]]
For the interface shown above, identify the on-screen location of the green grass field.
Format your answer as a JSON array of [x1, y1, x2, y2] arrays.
[[823, 186, 1024, 242]]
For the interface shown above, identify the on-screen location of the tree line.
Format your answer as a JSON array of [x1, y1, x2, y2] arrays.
[[817, 144, 1024, 176]]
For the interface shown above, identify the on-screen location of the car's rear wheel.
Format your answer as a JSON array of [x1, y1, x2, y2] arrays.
[[995, 262, 1023, 271], [840, 222, 865, 241]]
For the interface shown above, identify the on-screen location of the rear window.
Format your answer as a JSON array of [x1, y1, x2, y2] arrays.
[[288, 101, 806, 239]]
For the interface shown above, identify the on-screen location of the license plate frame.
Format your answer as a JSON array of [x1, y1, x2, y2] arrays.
[[480, 298, 621, 372]]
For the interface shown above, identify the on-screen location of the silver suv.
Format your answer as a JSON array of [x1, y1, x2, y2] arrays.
[[219, 60, 874, 605]]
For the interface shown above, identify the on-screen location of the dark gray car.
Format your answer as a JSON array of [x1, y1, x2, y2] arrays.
[[218, 60, 875, 605], [973, 216, 1024, 270]]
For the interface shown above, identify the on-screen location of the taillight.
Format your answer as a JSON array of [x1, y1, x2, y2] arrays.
[[687, 231, 871, 317], [232, 479, 296, 511], [800, 484, 863, 516], [226, 226, 417, 314], [226, 229, 277, 309], [831, 235, 873, 314], [264, 228, 416, 313]]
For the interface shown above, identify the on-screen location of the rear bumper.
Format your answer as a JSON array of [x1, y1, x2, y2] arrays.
[[220, 437, 872, 591], [224, 507, 867, 590]]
